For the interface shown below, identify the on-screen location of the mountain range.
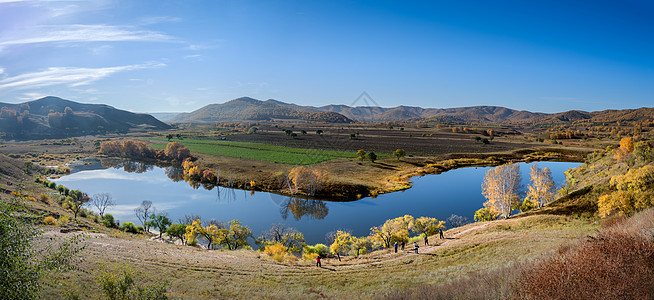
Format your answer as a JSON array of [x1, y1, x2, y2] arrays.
[[0, 96, 170, 139], [2, 96, 652, 140], [170, 96, 654, 125]]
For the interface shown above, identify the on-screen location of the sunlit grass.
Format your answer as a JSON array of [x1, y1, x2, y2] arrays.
[[150, 138, 356, 164]]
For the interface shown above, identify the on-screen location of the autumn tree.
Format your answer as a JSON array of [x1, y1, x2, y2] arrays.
[[474, 207, 499, 222], [134, 200, 154, 232], [257, 223, 305, 253], [146, 213, 172, 239], [411, 216, 445, 237], [164, 142, 191, 161], [524, 164, 555, 208], [598, 165, 654, 217], [481, 163, 522, 218], [287, 167, 328, 196], [393, 149, 406, 161], [185, 219, 223, 249], [369, 215, 414, 248], [66, 190, 90, 219], [329, 230, 354, 261], [614, 137, 634, 162], [350, 236, 374, 257], [91, 193, 114, 218], [356, 149, 367, 161], [217, 220, 253, 250]]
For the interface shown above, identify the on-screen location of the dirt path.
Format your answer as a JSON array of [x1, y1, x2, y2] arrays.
[[327, 222, 491, 270]]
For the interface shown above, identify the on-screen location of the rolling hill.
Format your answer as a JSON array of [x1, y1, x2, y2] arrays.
[[170, 97, 353, 123], [0, 96, 171, 139]]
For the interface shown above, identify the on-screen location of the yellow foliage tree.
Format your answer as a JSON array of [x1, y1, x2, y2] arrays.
[[599, 164, 654, 217], [369, 215, 414, 248], [481, 163, 522, 218], [287, 167, 328, 196], [329, 230, 354, 261], [263, 242, 289, 262], [614, 137, 634, 161], [524, 164, 555, 208], [411, 216, 445, 237], [598, 190, 636, 217]]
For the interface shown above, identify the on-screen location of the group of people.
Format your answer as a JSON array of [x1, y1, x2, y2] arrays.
[[318, 229, 447, 267], [393, 228, 446, 254]]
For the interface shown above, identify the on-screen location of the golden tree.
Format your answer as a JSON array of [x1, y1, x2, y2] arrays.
[[369, 215, 414, 248], [329, 230, 354, 261], [481, 163, 522, 218], [614, 137, 634, 161], [411, 216, 445, 237], [524, 164, 555, 208]]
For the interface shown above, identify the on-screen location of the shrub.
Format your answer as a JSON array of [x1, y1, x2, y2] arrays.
[[102, 214, 116, 228], [56, 215, 70, 226], [38, 194, 50, 204], [43, 216, 56, 225], [95, 263, 169, 300], [303, 243, 329, 258], [121, 222, 139, 234], [517, 230, 654, 299], [474, 208, 499, 222], [263, 243, 289, 262]]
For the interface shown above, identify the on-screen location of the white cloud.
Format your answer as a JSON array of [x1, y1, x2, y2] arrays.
[[0, 62, 165, 90], [19, 92, 47, 100], [0, 24, 176, 47], [0, 67, 4, 75], [138, 16, 182, 26]]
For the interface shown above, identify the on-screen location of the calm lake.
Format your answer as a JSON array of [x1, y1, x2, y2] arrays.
[[54, 160, 580, 244]]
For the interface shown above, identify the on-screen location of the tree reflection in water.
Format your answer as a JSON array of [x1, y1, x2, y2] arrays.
[[279, 197, 328, 221], [101, 159, 153, 174], [165, 166, 184, 182]]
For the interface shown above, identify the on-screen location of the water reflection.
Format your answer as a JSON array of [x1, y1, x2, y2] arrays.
[[279, 197, 329, 220], [100, 159, 154, 174]]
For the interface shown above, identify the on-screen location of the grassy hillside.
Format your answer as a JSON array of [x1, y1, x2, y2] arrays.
[[0, 96, 170, 139]]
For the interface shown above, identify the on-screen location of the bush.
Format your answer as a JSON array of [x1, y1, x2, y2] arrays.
[[38, 194, 50, 204], [43, 216, 56, 225], [303, 243, 329, 258], [263, 243, 290, 262], [517, 208, 654, 299], [57, 215, 70, 226], [102, 214, 116, 228], [121, 222, 139, 234], [95, 263, 169, 300]]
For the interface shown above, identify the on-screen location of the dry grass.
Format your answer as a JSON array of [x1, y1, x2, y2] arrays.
[[379, 208, 654, 300], [38, 214, 598, 299]]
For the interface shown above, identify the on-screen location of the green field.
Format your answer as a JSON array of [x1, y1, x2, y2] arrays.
[[151, 138, 356, 164]]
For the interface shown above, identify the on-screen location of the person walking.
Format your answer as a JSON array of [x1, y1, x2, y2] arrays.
[[424, 235, 429, 246], [439, 228, 445, 239], [316, 256, 321, 267], [414, 242, 419, 254], [394, 242, 398, 253], [401, 241, 405, 250]]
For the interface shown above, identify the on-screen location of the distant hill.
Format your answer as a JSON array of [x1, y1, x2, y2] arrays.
[[318, 105, 547, 122], [171, 97, 353, 123], [170, 97, 654, 125], [0, 96, 171, 139], [149, 112, 183, 122]]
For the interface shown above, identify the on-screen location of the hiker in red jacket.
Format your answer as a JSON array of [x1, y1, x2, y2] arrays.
[[316, 256, 322, 267]]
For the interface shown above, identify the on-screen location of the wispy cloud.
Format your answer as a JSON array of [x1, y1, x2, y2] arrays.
[[138, 16, 182, 26], [0, 62, 165, 90], [0, 24, 176, 47]]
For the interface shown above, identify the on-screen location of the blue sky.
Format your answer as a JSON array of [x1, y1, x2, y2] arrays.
[[0, 0, 652, 113]]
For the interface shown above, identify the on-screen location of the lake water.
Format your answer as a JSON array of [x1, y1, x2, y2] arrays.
[[54, 160, 580, 244]]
